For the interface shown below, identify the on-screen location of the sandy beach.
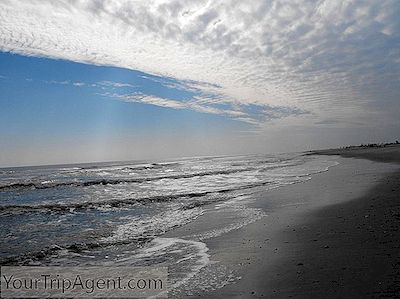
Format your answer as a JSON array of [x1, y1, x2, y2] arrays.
[[166, 146, 400, 298]]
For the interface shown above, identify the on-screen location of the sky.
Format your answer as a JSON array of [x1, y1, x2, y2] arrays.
[[0, 0, 399, 167]]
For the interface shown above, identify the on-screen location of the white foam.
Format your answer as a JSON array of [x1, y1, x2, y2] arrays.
[[101, 208, 204, 243], [187, 195, 266, 241], [172, 263, 241, 297], [123, 237, 210, 297]]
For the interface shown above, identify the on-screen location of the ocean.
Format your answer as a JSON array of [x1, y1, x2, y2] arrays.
[[0, 152, 338, 293]]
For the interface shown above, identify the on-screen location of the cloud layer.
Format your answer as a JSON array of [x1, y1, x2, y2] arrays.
[[1, 0, 399, 129]]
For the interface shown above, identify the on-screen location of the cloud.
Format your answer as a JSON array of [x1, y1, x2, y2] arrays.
[[102, 91, 303, 125], [72, 82, 85, 87], [97, 80, 136, 88], [45, 80, 70, 85], [30, 69, 301, 124], [0, 0, 399, 129], [41, 78, 135, 89]]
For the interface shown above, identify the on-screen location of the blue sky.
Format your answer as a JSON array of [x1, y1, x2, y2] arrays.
[[0, 52, 250, 140], [0, 0, 399, 166]]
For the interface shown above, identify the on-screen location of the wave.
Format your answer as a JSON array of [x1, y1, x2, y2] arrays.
[[0, 181, 271, 215], [0, 208, 205, 266], [0, 167, 255, 192], [79, 162, 181, 170], [0, 236, 153, 266]]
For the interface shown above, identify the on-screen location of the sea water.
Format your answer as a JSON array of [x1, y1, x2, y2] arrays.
[[0, 153, 338, 293]]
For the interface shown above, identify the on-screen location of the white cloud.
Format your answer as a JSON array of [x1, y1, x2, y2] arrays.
[[0, 0, 399, 129], [72, 82, 85, 87], [103, 91, 298, 125], [42, 78, 135, 89], [45, 80, 70, 85], [97, 80, 136, 88]]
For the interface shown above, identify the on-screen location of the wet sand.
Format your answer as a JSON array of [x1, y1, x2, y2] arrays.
[[174, 147, 400, 298]]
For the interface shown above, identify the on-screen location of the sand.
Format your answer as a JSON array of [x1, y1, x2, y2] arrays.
[[169, 146, 400, 298]]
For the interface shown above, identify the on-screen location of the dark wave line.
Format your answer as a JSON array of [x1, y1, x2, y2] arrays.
[[0, 168, 255, 191], [0, 181, 271, 215], [0, 192, 208, 214], [0, 237, 152, 266], [79, 162, 180, 170]]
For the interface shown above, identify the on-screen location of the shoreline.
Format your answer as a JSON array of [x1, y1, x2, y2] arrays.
[[169, 148, 400, 297]]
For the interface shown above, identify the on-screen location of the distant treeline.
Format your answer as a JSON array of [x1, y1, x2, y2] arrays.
[[341, 140, 400, 149]]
